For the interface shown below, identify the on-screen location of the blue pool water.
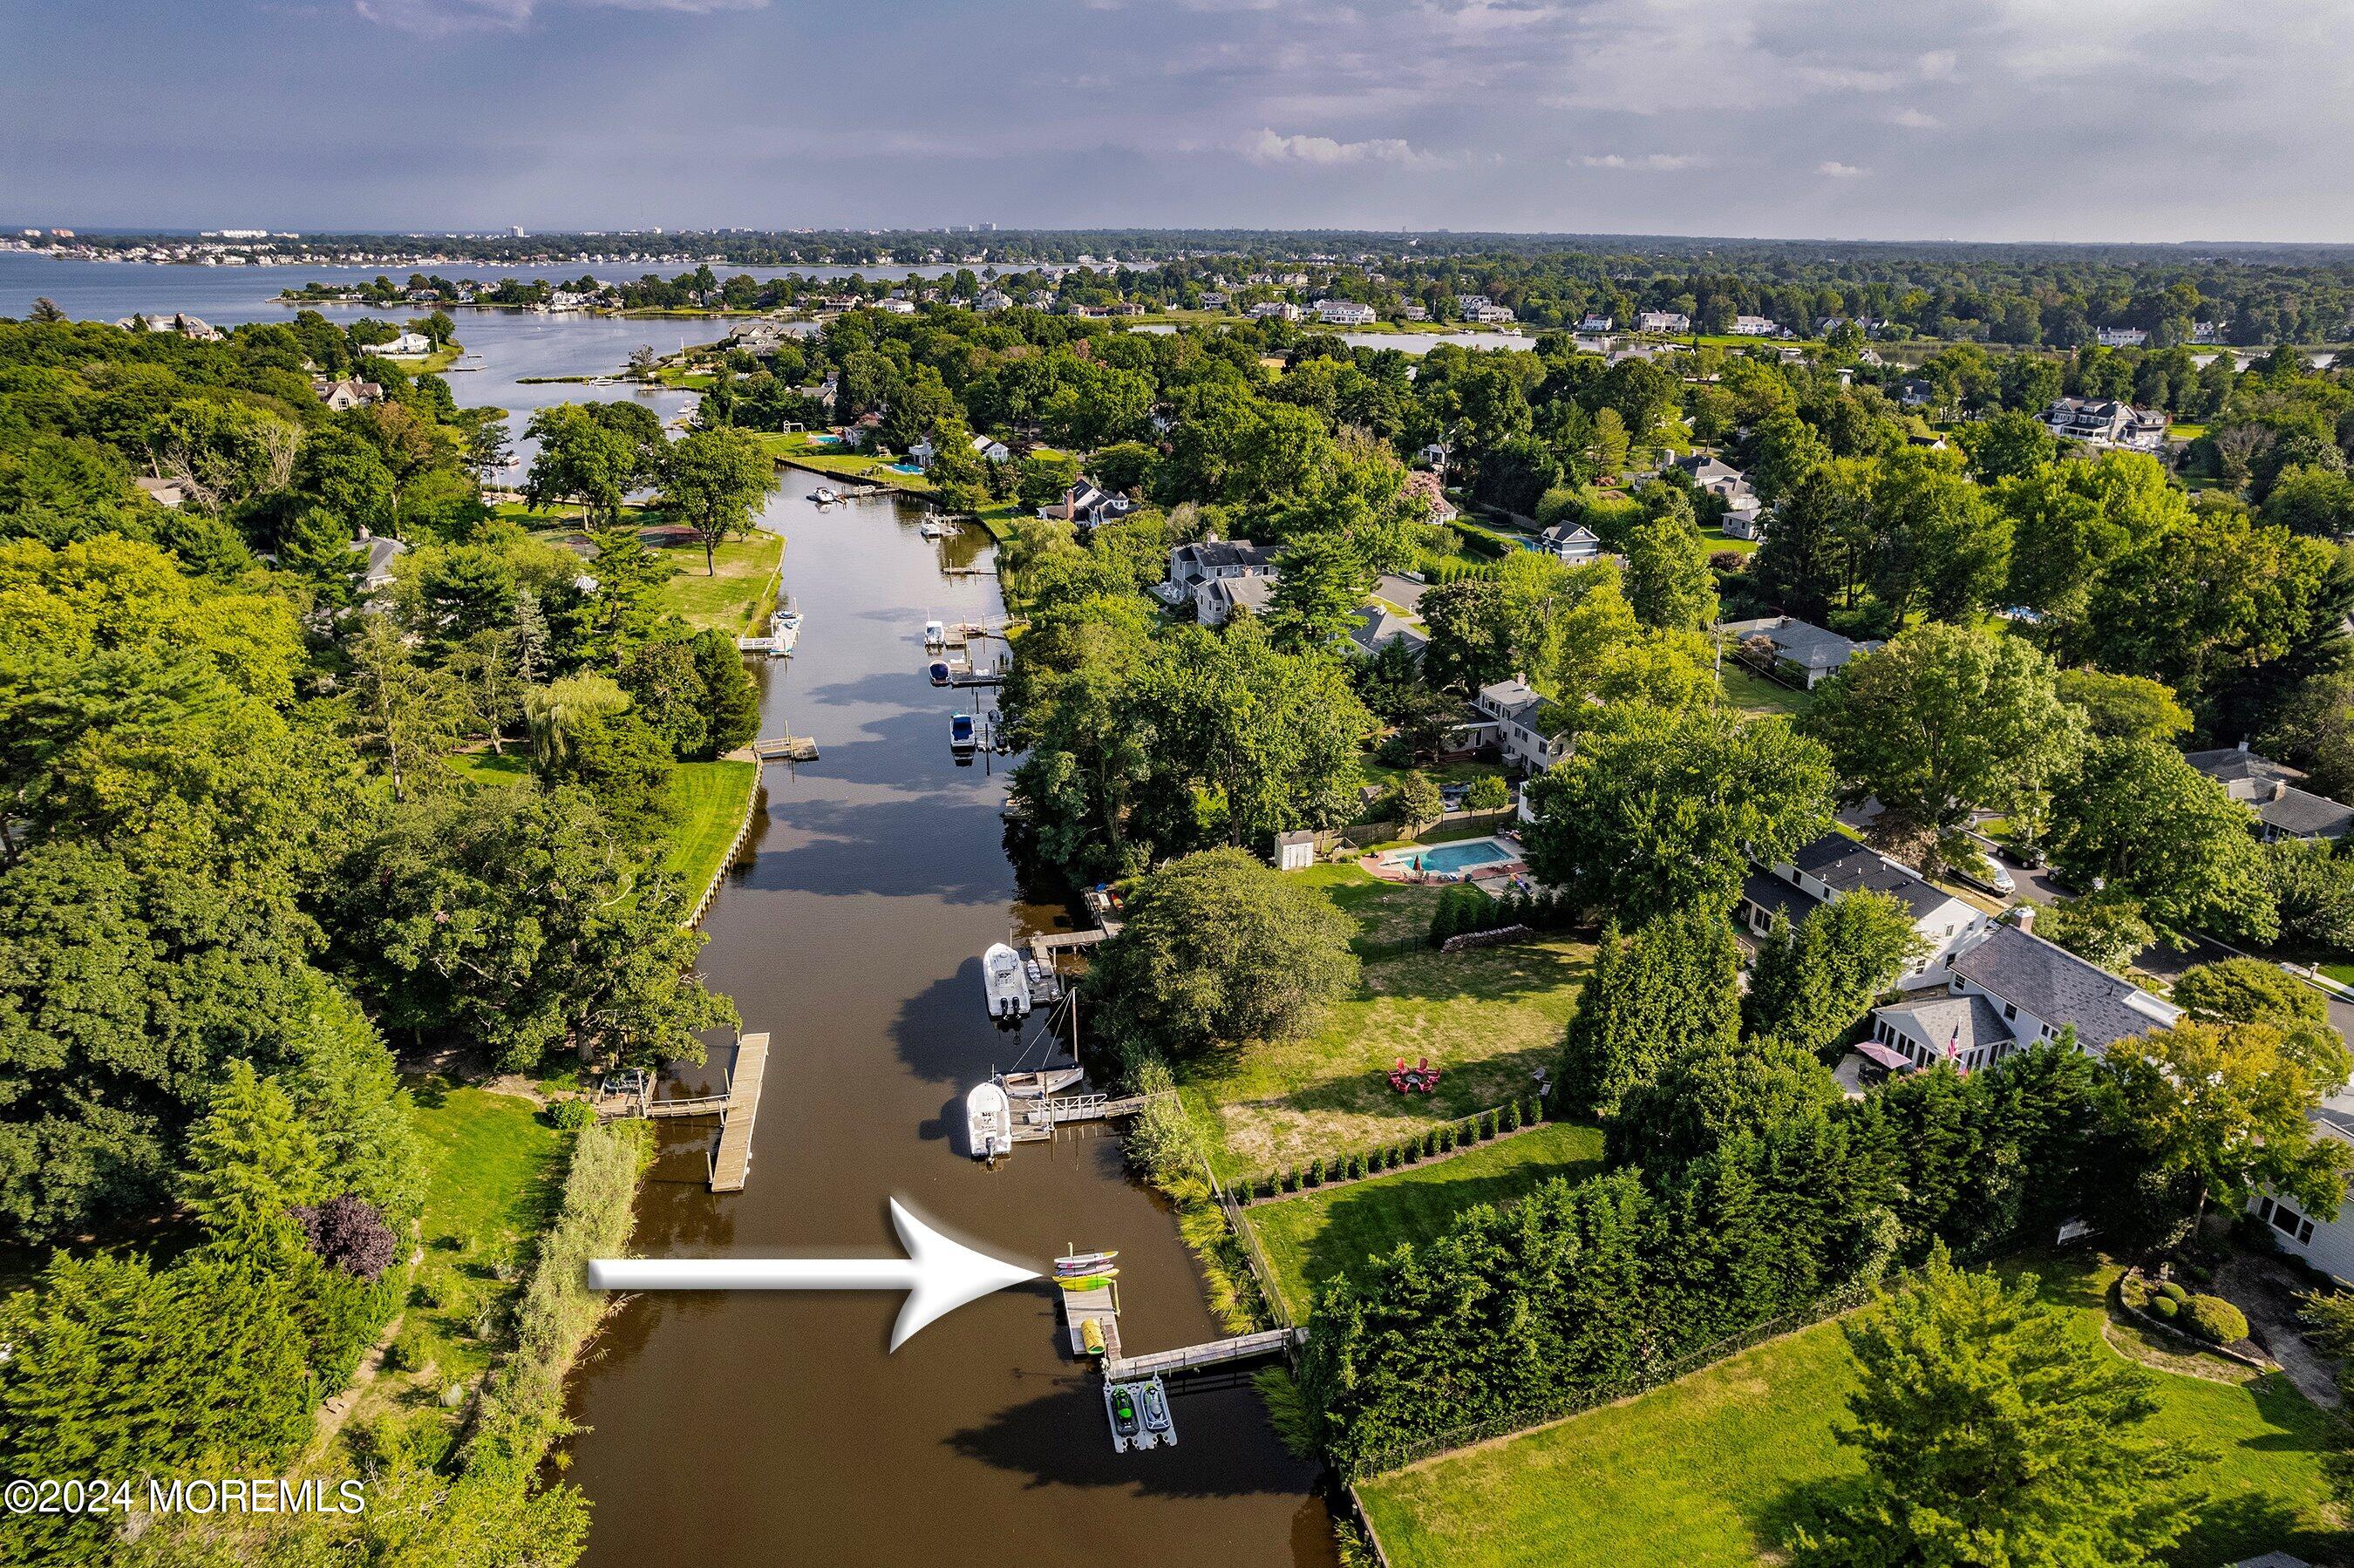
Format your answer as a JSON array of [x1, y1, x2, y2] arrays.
[[1397, 839, 1514, 874], [889, 463, 925, 474]]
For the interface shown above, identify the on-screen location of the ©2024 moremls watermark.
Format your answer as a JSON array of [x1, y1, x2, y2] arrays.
[[3, 1476, 367, 1517]]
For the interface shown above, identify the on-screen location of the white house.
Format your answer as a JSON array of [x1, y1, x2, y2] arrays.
[[1038, 480, 1138, 528], [315, 376, 385, 411], [1472, 676, 1571, 772], [1197, 573, 1277, 628], [1528, 523, 1605, 565], [1316, 299, 1377, 326], [1865, 909, 2181, 1071], [1163, 538, 1279, 601], [1636, 310, 1691, 334], [1469, 304, 1518, 325], [2095, 327, 2149, 349], [371, 330, 432, 357], [1577, 314, 1614, 334], [974, 288, 1013, 312], [1731, 315, 1779, 336], [970, 434, 1011, 465], [874, 298, 917, 315], [1248, 301, 1303, 322], [1455, 294, 1492, 311], [908, 436, 937, 469], [1198, 290, 1230, 309], [1739, 832, 1994, 993], [2255, 1091, 2354, 1280], [2042, 397, 2169, 453]]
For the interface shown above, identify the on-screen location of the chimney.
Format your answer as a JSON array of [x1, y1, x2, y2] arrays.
[[1514, 670, 1527, 686], [2013, 906, 2036, 936], [2238, 738, 2251, 753], [2274, 779, 2289, 802]]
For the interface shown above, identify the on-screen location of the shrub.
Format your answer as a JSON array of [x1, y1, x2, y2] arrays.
[[546, 1098, 596, 1132], [1403, 1138, 1421, 1164], [2152, 1295, 2179, 1320], [2185, 1295, 2249, 1344], [1307, 1158, 1325, 1186], [1480, 1110, 1500, 1139], [1345, 1154, 1364, 1180], [2158, 1280, 2188, 1304], [1503, 1099, 1522, 1132], [1282, 1168, 1299, 1193], [1526, 1093, 1546, 1124], [1439, 1125, 1456, 1151]]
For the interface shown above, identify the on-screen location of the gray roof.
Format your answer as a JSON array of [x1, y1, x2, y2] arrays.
[[2184, 748, 2304, 787], [1205, 575, 1276, 615], [1349, 601, 1429, 656], [1786, 832, 1952, 923], [1722, 615, 1879, 673], [1876, 994, 2013, 1060], [1740, 870, 1820, 925], [1176, 539, 1276, 573], [1949, 922, 2179, 1054], [2184, 749, 2353, 838], [1371, 572, 1427, 613]]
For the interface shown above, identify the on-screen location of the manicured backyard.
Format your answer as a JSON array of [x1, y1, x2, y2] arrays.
[[1719, 663, 1812, 717], [1182, 881, 1591, 1178], [1243, 1120, 1606, 1319], [655, 529, 784, 635], [1357, 1252, 2348, 1568], [663, 760, 759, 906]]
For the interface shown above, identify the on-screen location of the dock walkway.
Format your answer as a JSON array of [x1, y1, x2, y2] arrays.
[[751, 734, 819, 763], [708, 1033, 769, 1192], [1104, 1327, 1300, 1383]]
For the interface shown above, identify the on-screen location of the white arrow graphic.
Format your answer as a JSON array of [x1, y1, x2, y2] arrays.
[[586, 1197, 1041, 1351]]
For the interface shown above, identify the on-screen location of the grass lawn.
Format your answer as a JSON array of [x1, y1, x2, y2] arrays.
[[1244, 1121, 1606, 1318], [446, 750, 534, 789], [1358, 1252, 2348, 1568], [1720, 664, 1812, 717], [754, 431, 937, 492], [663, 760, 759, 907], [381, 343, 462, 375], [1361, 757, 1511, 793], [1699, 525, 1761, 556], [1183, 924, 1593, 1180], [328, 1083, 564, 1454], [655, 530, 784, 635]]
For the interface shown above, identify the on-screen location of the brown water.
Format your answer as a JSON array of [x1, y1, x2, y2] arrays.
[[563, 490, 1337, 1566]]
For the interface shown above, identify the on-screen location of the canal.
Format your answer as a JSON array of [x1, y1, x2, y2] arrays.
[[560, 490, 1337, 1565]]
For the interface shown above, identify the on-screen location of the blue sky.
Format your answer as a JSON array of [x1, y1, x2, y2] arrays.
[[5, 0, 2351, 241]]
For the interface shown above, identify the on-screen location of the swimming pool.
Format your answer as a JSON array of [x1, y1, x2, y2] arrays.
[[1383, 838, 1517, 875]]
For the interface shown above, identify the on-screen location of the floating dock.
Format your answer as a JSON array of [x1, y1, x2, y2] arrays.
[[1008, 1089, 1165, 1144], [1105, 1376, 1176, 1454], [609, 1033, 770, 1193], [1104, 1327, 1299, 1382], [1060, 1273, 1123, 1361]]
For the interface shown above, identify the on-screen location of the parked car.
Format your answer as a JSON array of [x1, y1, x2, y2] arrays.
[[1953, 851, 2016, 897]]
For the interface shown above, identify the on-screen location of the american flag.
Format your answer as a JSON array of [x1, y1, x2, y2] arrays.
[[1945, 1023, 1967, 1076]]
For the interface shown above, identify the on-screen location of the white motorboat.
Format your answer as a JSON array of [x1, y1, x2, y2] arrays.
[[919, 518, 956, 540], [999, 1065, 1085, 1098], [768, 608, 800, 657], [923, 619, 948, 649], [966, 1081, 1012, 1163], [811, 486, 840, 505], [981, 941, 1031, 1020]]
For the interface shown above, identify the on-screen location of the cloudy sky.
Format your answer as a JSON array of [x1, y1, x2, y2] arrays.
[[6, 0, 2351, 241]]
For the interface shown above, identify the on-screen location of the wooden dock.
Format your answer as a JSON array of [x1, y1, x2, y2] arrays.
[[1104, 1327, 1300, 1383], [751, 734, 819, 763], [1030, 927, 1118, 958], [707, 1033, 769, 1192], [1008, 1089, 1166, 1143], [1060, 1279, 1123, 1361]]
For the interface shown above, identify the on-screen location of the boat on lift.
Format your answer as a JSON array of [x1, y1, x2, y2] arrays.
[[965, 1080, 1012, 1163], [1000, 1065, 1086, 1098], [951, 711, 979, 759], [811, 485, 840, 505], [768, 606, 801, 657], [923, 619, 949, 649], [981, 941, 1029, 1019], [919, 518, 956, 540]]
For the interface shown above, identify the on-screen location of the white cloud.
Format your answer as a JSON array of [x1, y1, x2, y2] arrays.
[[1244, 128, 1442, 166], [356, 0, 764, 33], [1817, 160, 1869, 178], [1890, 108, 1940, 129], [1578, 151, 1701, 170]]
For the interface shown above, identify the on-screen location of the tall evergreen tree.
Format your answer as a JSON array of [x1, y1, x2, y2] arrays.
[[1560, 907, 1740, 1117]]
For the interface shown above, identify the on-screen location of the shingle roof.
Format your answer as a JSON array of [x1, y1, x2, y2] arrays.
[[1178, 540, 1276, 573], [2184, 749, 2304, 787], [1949, 923, 2179, 1054], [1786, 832, 1951, 923], [2184, 749, 2353, 837], [2259, 787, 2354, 838], [1876, 994, 2013, 1059], [1740, 870, 1820, 925], [1349, 602, 1428, 655], [1721, 616, 1877, 672]]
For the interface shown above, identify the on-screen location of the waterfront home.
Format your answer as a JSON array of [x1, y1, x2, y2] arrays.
[[1456, 294, 1492, 311], [908, 436, 937, 469], [1722, 614, 1880, 689], [1316, 299, 1377, 326], [1403, 303, 1431, 322], [1159, 538, 1279, 606], [1742, 832, 1993, 993], [970, 434, 1011, 465], [2096, 326, 2149, 348], [2041, 397, 2169, 452], [1528, 523, 1605, 565], [1866, 908, 2180, 1069], [1636, 310, 1691, 334], [315, 375, 385, 411], [874, 298, 917, 315], [1197, 572, 1277, 628], [1577, 314, 1614, 333], [371, 329, 432, 356], [2184, 745, 2354, 841], [1248, 301, 1303, 321], [1039, 480, 1138, 528], [1469, 303, 1518, 324], [1731, 315, 1780, 336], [1471, 676, 1571, 772]]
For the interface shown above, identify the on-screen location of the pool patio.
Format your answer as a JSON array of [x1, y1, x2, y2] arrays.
[[1363, 832, 1528, 886]]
